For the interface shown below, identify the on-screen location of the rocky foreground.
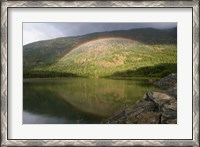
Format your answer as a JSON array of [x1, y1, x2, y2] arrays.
[[103, 73, 177, 124]]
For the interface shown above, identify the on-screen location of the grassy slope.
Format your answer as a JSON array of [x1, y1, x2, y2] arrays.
[[31, 40, 176, 78], [23, 28, 177, 78]]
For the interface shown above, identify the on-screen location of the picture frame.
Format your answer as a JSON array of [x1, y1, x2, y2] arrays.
[[1, 0, 199, 146]]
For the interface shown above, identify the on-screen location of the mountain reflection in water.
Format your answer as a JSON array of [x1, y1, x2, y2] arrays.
[[23, 78, 159, 124]]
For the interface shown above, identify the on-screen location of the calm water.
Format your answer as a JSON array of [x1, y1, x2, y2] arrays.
[[23, 78, 159, 124]]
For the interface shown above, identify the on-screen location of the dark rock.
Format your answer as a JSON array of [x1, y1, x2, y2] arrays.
[[133, 100, 158, 112], [104, 111, 127, 124], [104, 91, 177, 124], [166, 119, 177, 124], [103, 100, 158, 124], [154, 73, 177, 89], [167, 87, 177, 98], [103, 73, 177, 124], [133, 112, 161, 124], [161, 111, 177, 124]]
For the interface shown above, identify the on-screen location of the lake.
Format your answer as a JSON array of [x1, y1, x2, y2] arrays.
[[23, 77, 159, 124]]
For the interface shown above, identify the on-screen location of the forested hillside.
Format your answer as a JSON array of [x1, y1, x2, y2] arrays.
[[23, 27, 177, 78]]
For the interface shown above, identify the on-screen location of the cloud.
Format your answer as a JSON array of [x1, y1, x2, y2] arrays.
[[23, 22, 177, 45], [23, 23, 65, 45]]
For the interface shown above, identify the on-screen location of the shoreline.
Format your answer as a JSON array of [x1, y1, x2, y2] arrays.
[[23, 76, 159, 81], [102, 73, 177, 124]]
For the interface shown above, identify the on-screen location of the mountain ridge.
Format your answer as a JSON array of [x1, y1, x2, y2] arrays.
[[23, 27, 177, 78], [24, 27, 177, 47]]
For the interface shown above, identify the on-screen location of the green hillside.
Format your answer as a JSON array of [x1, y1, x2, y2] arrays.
[[23, 28, 177, 78]]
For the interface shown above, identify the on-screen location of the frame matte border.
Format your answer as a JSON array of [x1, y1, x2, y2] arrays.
[[1, 1, 199, 146]]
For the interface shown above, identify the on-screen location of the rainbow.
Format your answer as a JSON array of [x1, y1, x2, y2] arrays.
[[59, 37, 149, 61]]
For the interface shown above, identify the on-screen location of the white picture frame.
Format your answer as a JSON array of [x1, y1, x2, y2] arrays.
[[1, 1, 199, 146]]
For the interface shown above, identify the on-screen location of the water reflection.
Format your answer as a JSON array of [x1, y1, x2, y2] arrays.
[[23, 111, 68, 124], [23, 78, 159, 124]]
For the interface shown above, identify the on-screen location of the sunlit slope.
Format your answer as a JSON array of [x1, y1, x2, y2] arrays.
[[46, 38, 176, 77], [23, 27, 177, 78]]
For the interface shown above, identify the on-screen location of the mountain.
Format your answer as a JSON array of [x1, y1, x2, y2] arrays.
[[23, 27, 177, 78]]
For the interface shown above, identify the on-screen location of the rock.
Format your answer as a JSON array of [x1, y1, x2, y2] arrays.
[[103, 73, 177, 124], [104, 91, 177, 124], [167, 87, 177, 98], [154, 73, 177, 89], [131, 112, 161, 124], [166, 119, 177, 124], [161, 111, 177, 124], [103, 100, 158, 124], [161, 99, 177, 112], [133, 100, 158, 113], [144, 91, 175, 107], [103, 111, 127, 124]]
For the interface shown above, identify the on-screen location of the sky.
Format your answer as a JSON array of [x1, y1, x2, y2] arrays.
[[23, 22, 177, 45]]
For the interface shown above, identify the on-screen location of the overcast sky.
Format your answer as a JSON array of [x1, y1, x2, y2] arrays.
[[23, 22, 177, 45]]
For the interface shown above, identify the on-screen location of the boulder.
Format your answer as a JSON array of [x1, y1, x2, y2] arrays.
[[154, 73, 177, 89], [103, 73, 177, 124], [133, 100, 158, 114], [165, 119, 177, 124], [161, 99, 177, 112], [167, 87, 177, 98], [161, 110, 177, 124], [144, 91, 175, 107], [103, 100, 158, 124], [133, 112, 161, 124]]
